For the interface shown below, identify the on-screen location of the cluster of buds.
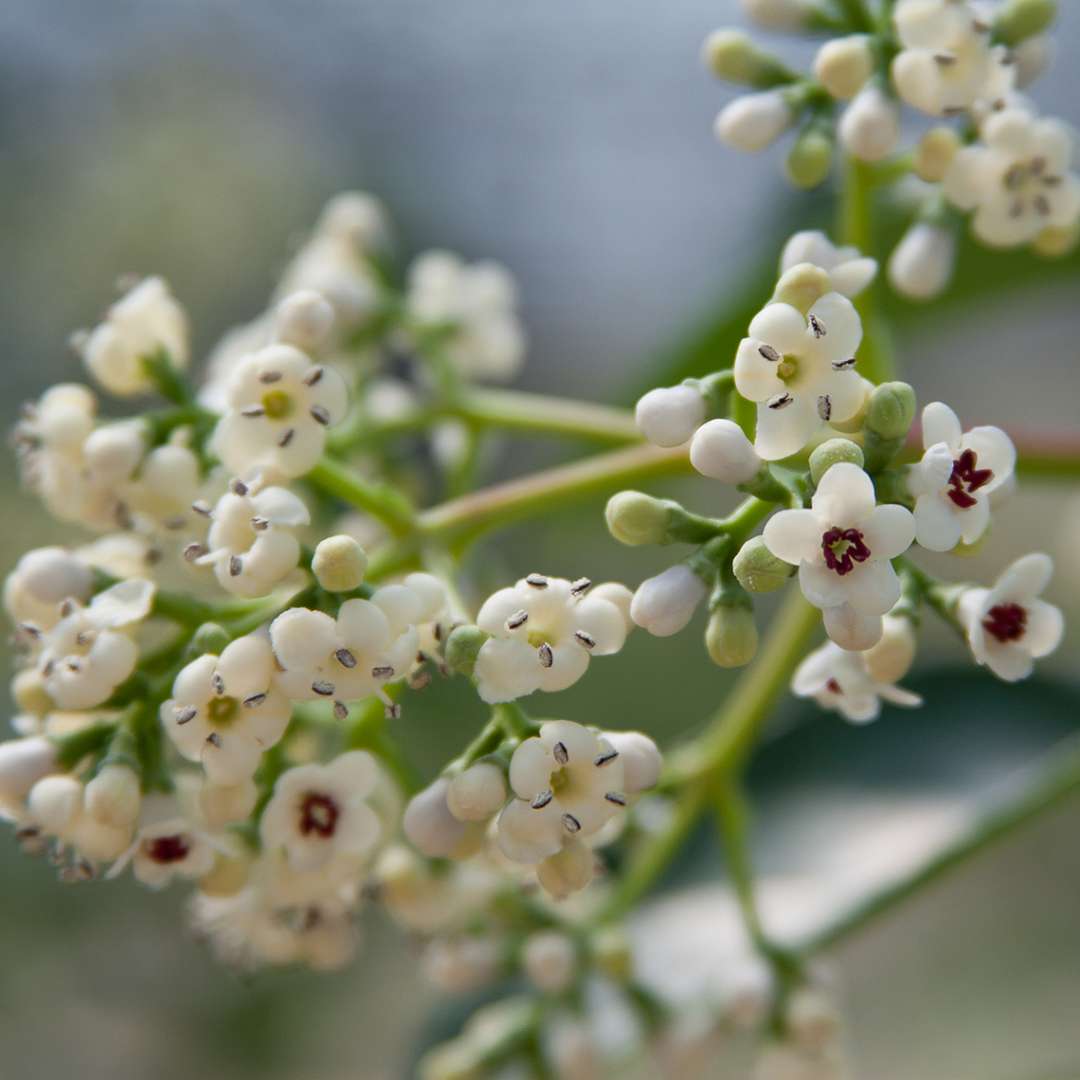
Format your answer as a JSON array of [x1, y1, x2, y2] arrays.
[[705, 0, 1077, 300]]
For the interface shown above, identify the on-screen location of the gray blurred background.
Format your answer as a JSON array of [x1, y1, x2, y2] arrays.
[[2, 2, 1079, 1078]]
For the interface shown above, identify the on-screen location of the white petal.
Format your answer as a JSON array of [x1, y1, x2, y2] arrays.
[[962, 426, 1016, 491], [476, 587, 528, 635], [983, 640, 1034, 683], [1024, 599, 1064, 659], [754, 395, 819, 461], [734, 338, 786, 403], [995, 552, 1052, 602], [370, 584, 423, 637], [173, 654, 218, 705], [509, 737, 554, 799], [914, 493, 964, 552], [88, 578, 156, 628], [861, 504, 915, 560], [496, 799, 563, 863], [829, 257, 878, 297], [337, 598, 392, 654], [251, 486, 310, 527], [748, 303, 808, 354], [958, 495, 991, 545], [807, 293, 862, 363], [799, 562, 849, 610], [845, 560, 902, 616], [217, 635, 275, 700], [822, 604, 883, 650], [474, 638, 541, 703], [811, 461, 875, 524], [536, 642, 590, 693], [572, 596, 629, 656], [270, 608, 338, 670], [763, 509, 823, 566]]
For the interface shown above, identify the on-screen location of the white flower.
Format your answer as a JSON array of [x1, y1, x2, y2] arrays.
[[269, 586, 424, 709], [715, 91, 793, 152], [861, 613, 917, 685], [887, 222, 956, 301], [473, 575, 630, 704], [635, 384, 707, 447], [690, 418, 763, 484], [779, 231, 878, 299], [630, 565, 706, 637], [601, 730, 662, 793], [210, 344, 348, 479], [792, 641, 921, 723], [403, 777, 483, 859], [958, 553, 1063, 682], [891, 0, 1013, 118], [4, 547, 93, 632], [162, 636, 292, 785], [37, 579, 155, 710], [109, 794, 219, 888], [28, 773, 134, 862], [763, 463, 915, 646], [80, 277, 189, 396], [496, 720, 626, 864], [194, 481, 309, 597], [122, 440, 203, 532], [735, 294, 866, 460], [260, 751, 383, 873], [907, 401, 1015, 552], [838, 84, 900, 163], [0, 736, 58, 820], [273, 290, 335, 354], [943, 108, 1080, 248], [405, 250, 526, 381]]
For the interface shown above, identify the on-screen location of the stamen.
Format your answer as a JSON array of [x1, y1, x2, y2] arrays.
[[211, 672, 226, 695], [240, 406, 265, 418], [758, 343, 781, 363], [561, 813, 582, 834], [983, 602, 1027, 643], [832, 357, 857, 370], [303, 367, 324, 387], [525, 573, 549, 589], [767, 392, 793, 410], [552, 741, 569, 765], [604, 792, 627, 806], [506, 609, 529, 630], [311, 680, 335, 696], [206, 732, 222, 748], [574, 629, 596, 649], [175, 705, 198, 725], [933, 52, 956, 66], [821, 526, 872, 576], [335, 648, 357, 668], [372, 665, 395, 679], [251, 516, 269, 531], [278, 428, 295, 448], [230, 479, 249, 496], [242, 693, 266, 708], [409, 669, 432, 691], [333, 700, 349, 720], [537, 642, 554, 668], [59, 599, 76, 618], [594, 749, 619, 767], [817, 394, 832, 422], [228, 555, 243, 577], [259, 370, 283, 384], [569, 577, 593, 596], [531, 790, 553, 810], [310, 405, 331, 426], [808, 313, 825, 338], [385, 702, 402, 720]]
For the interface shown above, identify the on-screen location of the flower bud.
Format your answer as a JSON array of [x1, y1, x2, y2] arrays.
[[914, 127, 960, 183], [312, 534, 368, 592], [690, 419, 763, 484], [404, 778, 478, 859], [635, 384, 706, 447], [199, 778, 258, 828], [12, 669, 52, 716], [536, 838, 595, 899], [446, 762, 507, 823], [865, 382, 916, 441], [813, 35, 874, 100], [28, 774, 83, 832], [715, 91, 794, 153], [603, 731, 662, 793], [8, 548, 93, 611], [740, 0, 811, 30], [785, 127, 833, 189], [993, 0, 1056, 46], [72, 817, 132, 861], [838, 85, 899, 163], [630, 565, 707, 637], [198, 853, 252, 898], [706, 603, 759, 668], [444, 625, 487, 677], [0, 736, 58, 815], [861, 613, 917, 684], [605, 491, 673, 547], [702, 30, 793, 88], [888, 223, 956, 301], [772, 263, 831, 313], [190, 622, 232, 657], [274, 289, 335, 352], [1013, 34, 1052, 87], [84, 764, 141, 828], [733, 536, 795, 593], [522, 931, 578, 994], [809, 438, 864, 486], [1033, 219, 1080, 258], [83, 422, 146, 485], [589, 582, 634, 631]]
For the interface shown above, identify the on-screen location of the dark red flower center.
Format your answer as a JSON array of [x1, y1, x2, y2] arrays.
[[946, 449, 993, 510], [146, 835, 190, 864], [299, 792, 339, 838], [825, 677, 843, 695], [982, 602, 1027, 644], [821, 527, 871, 576]]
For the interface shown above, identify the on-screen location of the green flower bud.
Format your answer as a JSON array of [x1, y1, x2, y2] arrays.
[[809, 438, 864, 485], [605, 491, 672, 546], [190, 622, 231, 657], [785, 127, 833, 189], [865, 382, 916, 442], [312, 534, 368, 592], [772, 263, 831, 313], [994, 0, 1056, 45], [702, 29, 795, 88], [705, 602, 759, 668], [444, 625, 488, 677], [732, 536, 795, 594]]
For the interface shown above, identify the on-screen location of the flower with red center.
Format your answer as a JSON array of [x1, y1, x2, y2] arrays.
[[959, 553, 1063, 682], [908, 402, 1015, 552], [108, 794, 218, 889], [763, 463, 915, 650], [260, 752, 384, 873]]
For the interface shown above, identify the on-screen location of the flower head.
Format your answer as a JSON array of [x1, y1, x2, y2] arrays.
[[109, 794, 219, 889], [793, 640, 921, 723]]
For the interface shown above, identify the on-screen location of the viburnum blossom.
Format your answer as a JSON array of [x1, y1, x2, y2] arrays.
[[735, 294, 866, 460], [210, 344, 348, 479], [473, 575, 632, 703], [943, 108, 1080, 248], [908, 402, 1016, 551], [763, 463, 915, 648], [778, 232, 877, 298], [109, 794, 220, 889], [4, 547, 94, 632], [958, 553, 1064, 682]]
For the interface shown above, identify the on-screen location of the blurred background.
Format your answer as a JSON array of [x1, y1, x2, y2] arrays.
[[2, 1, 1079, 1077]]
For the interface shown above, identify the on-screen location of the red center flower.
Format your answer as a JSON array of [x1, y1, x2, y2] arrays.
[[821, 527, 871, 576], [146, 835, 190, 864], [825, 677, 843, 694], [300, 792, 340, 838], [982, 602, 1027, 643], [946, 449, 993, 510]]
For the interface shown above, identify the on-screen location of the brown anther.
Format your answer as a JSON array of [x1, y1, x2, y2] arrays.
[[604, 792, 627, 806], [832, 357, 857, 370], [251, 516, 269, 531], [371, 665, 395, 679], [242, 693, 266, 708], [303, 367, 324, 387], [228, 555, 243, 577], [817, 394, 832, 422], [192, 500, 212, 517], [574, 630, 596, 649], [594, 749, 619, 767], [278, 428, 295, 448], [230, 479, 249, 496], [808, 313, 826, 338], [561, 813, 582, 833], [758, 343, 781, 363], [537, 642, 554, 668], [569, 577, 593, 596], [310, 405, 331, 426], [525, 573, 549, 588], [259, 370, 283, 384], [311, 680, 335, 696], [531, 790, 553, 809], [506, 609, 529, 630], [241, 406, 265, 418], [211, 672, 225, 695], [333, 700, 349, 720], [335, 648, 357, 668], [175, 706, 198, 725], [552, 740, 569, 765], [767, 392, 793, 410], [206, 732, 222, 748]]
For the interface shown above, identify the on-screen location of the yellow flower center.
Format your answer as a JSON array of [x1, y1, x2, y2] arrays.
[[261, 389, 294, 420], [207, 696, 239, 727]]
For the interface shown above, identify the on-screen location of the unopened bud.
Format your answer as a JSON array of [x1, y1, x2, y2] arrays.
[[1033, 219, 1080, 258], [690, 419, 763, 484], [838, 85, 899, 163], [1013, 34, 1053, 87], [199, 778, 258, 828], [84, 764, 141, 828], [446, 761, 507, 823], [715, 91, 794, 153], [702, 30, 793, 88], [740, 0, 812, 31], [444, 625, 488, 677], [809, 438, 864, 485], [635, 384, 706, 446], [994, 0, 1056, 46], [865, 382, 916, 441], [733, 537, 795, 594], [0, 736, 58, 814], [706, 602, 758, 668], [914, 127, 960, 182], [772, 263, 831, 313], [274, 289, 335, 352], [28, 774, 82, 833], [605, 491, 675, 547], [190, 622, 231, 657], [785, 127, 834, 189], [889, 222, 956, 301], [603, 730, 662, 792], [862, 614, 917, 684], [630, 564, 707, 637], [813, 35, 874, 100], [312, 534, 368, 592], [12, 669, 52, 716], [537, 838, 595, 899], [199, 853, 252, 897], [404, 778, 481, 859], [522, 931, 578, 994]]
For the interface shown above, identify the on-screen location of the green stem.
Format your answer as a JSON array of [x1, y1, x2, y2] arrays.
[[832, 0, 874, 32], [307, 456, 417, 536]]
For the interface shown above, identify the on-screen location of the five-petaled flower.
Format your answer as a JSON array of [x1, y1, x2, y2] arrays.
[[779, 231, 878, 298]]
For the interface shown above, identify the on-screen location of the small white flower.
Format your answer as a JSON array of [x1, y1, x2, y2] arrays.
[[496, 720, 626, 864], [403, 777, 482, 859], [162, 635, 292, 785], [260, 751, 383, 872], [735, 294, 866, 460], [270, 587, 424, 708], [38, 579, 155, 710], [473, 575, 630, 704], [110, 794, 219, 888], [690, 418, 763, 484], [522, 930, 577, 994], [210, 344, 348, 479], [630, 565, 707, 637], [763, 463, 915, 646], [405, 250, 526, 381], [891, 0, 1013, 118], [273, 290, 335, 354], [4, 547, 94, 632], [28, 773, 134, 862], [122, 440, 203, 532], [196, 482, 309, 597], [958, 553, 1064, 682], [715, 90, 793, 153], [635, 384, 707, 447], [887, 222, 956, 301], [943, 108, 1080, 248], [779, 231, 878, 299], [907, 401, 1015, 552], [80, 277, 189, 397], [793, 640, 921, 723], [0, 736, 58, 820], [446, 762, 508, 823], [838, 84, 900, 163]]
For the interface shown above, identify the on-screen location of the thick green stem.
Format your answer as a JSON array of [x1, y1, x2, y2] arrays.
[[307, 456, 417, 536]]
